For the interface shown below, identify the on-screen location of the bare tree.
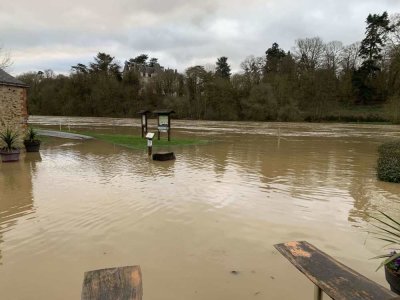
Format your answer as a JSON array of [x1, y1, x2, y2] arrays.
[[293, 37, 325, 70], [0, 46, 12, 70], [240, 55, 264, 85], [323, 41, 344, 74], [340, 42, 361, 72], [388, 13, 400, 46]]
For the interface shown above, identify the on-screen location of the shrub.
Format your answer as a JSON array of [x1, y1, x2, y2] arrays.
[[0, 128, 20, 152], [384, 95, 400, 124], [377, 140, 400, 183], [25, 127, 39, 142]]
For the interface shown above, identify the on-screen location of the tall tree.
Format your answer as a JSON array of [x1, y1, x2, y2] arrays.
[[71, 63, 89, 74], [130, 54, 148, 64], [294, 37, 325, 70], [185, 65, 210, 119], [215, 57, 231, 79], [241, 55, 264, 86], [323, 41, 344, 74], [359, 12, 392, 72], [265, 43, 286, 74], [148, 57, 158, 67], [353, 12, 393, 104], [89, 52, 121, 80]]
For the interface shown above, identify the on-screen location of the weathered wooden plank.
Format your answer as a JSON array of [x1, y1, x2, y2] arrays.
[[274, 241, 397, 300], [81, 265, 142, 300]]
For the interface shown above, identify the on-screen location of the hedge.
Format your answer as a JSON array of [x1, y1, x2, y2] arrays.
[[377, 140, 400, 183]]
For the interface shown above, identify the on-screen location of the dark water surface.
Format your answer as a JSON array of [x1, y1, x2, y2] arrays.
[[0, 116, 399, 299]]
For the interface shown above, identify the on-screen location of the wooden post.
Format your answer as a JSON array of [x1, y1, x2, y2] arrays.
[[81, 265, 142, 300], [168, 114, 171, 141], [314, 286, 323, 300], [138, 110, 150, 139]]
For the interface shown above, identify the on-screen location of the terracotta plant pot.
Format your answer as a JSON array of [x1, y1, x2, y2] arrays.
[[385, 265, 400, 295], [24, 140, 41, 152], [0, 149, 20, 162]]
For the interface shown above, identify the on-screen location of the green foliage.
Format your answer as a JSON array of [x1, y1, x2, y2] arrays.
[[377, 140, 400, 183], [0, 128, 19, 151], [242, 83, 278, 121], [369, 211, 400, 271], [384, 94, 400, 124], [265, 43, 286, 74], [25, 127, 39, 142], [148, 57, 158, 67], [130, 54, 148, 64], [355, 12, 393, 104], [215, 57, 231, 79], [359, 12, 392, 63]]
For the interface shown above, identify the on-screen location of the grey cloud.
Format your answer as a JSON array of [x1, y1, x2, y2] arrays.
[[2, 0, 400, 75]]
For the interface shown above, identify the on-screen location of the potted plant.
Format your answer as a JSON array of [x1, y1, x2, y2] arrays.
[[0, 128, 21, 162], [370, 211, 400, 295], [24, 127, 41, 152]]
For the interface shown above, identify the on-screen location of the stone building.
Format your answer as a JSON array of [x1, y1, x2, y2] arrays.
[[123, 61, 165, 83], [0, 69, 29, 132]]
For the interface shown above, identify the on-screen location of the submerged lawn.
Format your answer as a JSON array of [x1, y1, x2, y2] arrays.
[[80, 131, 208, 150]]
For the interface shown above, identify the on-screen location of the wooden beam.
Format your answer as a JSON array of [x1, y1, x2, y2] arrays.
[[81, 265, 142, 300], [274, 241, 397, 300]]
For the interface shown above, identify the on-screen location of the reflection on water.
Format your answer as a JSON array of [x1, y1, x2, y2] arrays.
[[0, 116, 399, 299], [0, 153, 37, 264]]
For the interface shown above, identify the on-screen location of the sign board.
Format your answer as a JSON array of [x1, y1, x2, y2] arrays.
[[158, 126, 168, 132], [142, 115, 146, 125], [159, 115, 169, 126], [146, 132, 155, 139]]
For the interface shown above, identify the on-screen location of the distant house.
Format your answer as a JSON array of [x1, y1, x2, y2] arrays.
[[123, 61, 180, 95], [123, 61, 166, 83], [0, 69, 29, 131]]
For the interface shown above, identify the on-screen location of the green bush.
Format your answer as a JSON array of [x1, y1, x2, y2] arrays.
[[377, 140, 400, 183], [384, 94, 400, 124]]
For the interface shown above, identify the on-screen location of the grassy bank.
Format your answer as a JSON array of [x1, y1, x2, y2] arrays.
[[79, 131, 207, 150]]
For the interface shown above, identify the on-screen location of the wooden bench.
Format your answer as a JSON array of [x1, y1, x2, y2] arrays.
[[81, 265, 142, 300], [274, 241, 399, 300]]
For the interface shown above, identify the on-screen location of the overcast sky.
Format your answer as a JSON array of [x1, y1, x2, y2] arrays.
[[1, 0, 400, 75]]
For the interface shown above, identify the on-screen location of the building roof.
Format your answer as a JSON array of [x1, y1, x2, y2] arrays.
[[153, 109, 175, 114], [0, 69, 28, 87], [138, 110, 151, 114]]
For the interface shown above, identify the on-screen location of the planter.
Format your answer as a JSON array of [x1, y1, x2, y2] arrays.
[[152, 152, 175, 161], [385, 265, 400, 295], [0, 149, 20, 162], [24, 140, 41, 152]]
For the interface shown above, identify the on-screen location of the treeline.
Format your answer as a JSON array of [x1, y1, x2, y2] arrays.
[[17, 12, 400, 123]]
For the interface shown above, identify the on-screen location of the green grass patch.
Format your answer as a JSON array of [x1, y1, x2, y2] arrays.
[[81, 131, 208, 150]]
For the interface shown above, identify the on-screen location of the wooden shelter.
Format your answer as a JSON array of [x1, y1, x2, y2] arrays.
[[153, 109, 175, 141]]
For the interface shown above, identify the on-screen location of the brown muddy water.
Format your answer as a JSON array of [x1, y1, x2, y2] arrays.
[[1, 116, 400, 300]]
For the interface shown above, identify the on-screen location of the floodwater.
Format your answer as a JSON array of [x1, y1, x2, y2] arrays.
[[1, 116, 400, 300]]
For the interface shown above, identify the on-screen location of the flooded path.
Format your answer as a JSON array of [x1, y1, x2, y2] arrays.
[[1, 116, 400, 299]]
